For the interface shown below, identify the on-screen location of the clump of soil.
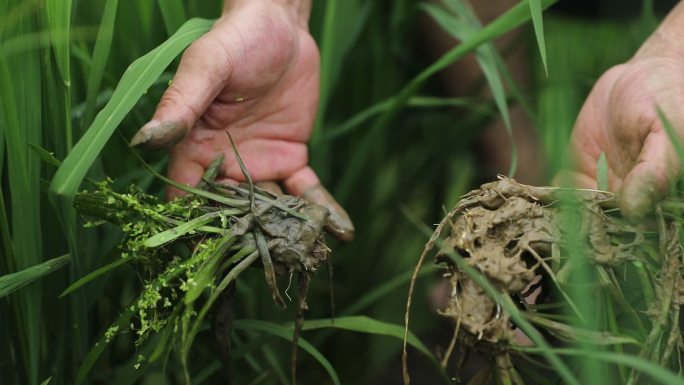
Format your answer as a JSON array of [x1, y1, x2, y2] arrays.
[[403, 177, 684, 384]]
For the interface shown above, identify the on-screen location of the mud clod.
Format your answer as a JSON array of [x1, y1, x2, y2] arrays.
[[403, 177, 683, 385]]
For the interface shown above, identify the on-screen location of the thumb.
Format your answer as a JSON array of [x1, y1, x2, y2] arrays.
[[130, 37, 231, 149], [284, 166, 355, 242], [620, 130, 680, 222]]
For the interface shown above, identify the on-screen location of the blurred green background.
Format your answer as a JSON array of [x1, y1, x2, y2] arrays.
[[0, 0, 675, 384]]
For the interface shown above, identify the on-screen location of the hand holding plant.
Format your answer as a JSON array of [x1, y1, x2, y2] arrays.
[[559, 2, 684, 221], [130, 0, 353, 240]]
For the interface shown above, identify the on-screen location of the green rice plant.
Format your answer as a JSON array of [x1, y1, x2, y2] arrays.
[[4, 0, 676, 384], [64, 147, 333, 381]]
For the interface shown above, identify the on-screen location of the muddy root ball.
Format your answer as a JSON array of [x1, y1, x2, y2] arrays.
[[434, 177, 640, 344]]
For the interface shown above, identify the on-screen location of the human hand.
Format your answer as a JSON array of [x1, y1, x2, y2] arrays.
[[556, 5, 684, 221], [130, 0, 354, 240]]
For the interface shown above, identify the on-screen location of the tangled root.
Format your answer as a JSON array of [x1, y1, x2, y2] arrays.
[[402, 177, 670, 385]]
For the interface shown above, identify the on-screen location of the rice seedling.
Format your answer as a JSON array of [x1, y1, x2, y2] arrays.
[[64, 143, 339, 384]]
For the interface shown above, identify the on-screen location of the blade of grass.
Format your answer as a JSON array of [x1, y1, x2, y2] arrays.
[[422, 1, 516, 176], [527, 0, 548, 75], [0, 9, 44, 383], [337, 0, 557, 200], [0, 254, 70, 298], [82, 0, 118, 131], [515, 348, 684, 385], [0, 27, 98, 60], [50, 18, 214, 203], [522, 311, 640, 346], [658, 108, 684, 167], [75, 306, 136, 385], [59, 256, 130, 298], [596, 152, 609, 191], [45, 0, 71, 84], [181, 250, 258, 368], [28, 143, 62, 167], [296, 316, 433, 359], [75, 261, 188, 385], [261, 346, 290, 385], [342, 265, 439, 316], [323, 95, 491, 142], [234, 319, 341, 385], [45, 0, 73, 155], [157, 0, 187, 35], [311, 0, 370, 144], [558, 191, 611, 384], [142, 211, 231, 247]]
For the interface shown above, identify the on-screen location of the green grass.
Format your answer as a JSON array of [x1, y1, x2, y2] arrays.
[[1, 0, 681, 384]]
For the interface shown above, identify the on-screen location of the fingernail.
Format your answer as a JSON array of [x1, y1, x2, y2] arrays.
[[130, 120, 187, 149], [302, 184, 355, 242]]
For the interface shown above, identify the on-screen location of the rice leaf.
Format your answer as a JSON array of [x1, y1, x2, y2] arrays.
[[28, 142, 62, 167], [142, 211, 227, 248], [298, 316, 433, 358], [324, 95, 490, 142], [183, 231, 236, 305], [342, 265, 438, 316], [76, 263, 188, 385], [527, 0, 548, 75], [191, 360, 223, 385], [0, 189, 11, 274], [337, 0, 558, 200], [422, 2, 515, 176], [597, 152, 609, 190], [75, 306, 136, 385], [182, 250, 259, 364], [82, 0, 119, 130], [45, 0, 71, 85], [233, 319, 341, 385], [261, 346, 290, 385], [657, 108, 684, 167], [0, 254, 70, 298], [40, 377, 51, 385], [1, 8, 45, 383], [59, 256, 130, 298], [157, 0, 187, 35], [516, 348, 684, 385], [523, 311, 640, 346], [312, 0, 371, 143], [49, 18, 214, 203]]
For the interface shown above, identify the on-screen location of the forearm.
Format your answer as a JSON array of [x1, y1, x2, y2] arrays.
[[223, 0, 312, 27], [635, 1, 684, 60]]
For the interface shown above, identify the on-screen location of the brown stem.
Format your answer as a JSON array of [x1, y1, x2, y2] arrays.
[[292, 272, 311, 385]]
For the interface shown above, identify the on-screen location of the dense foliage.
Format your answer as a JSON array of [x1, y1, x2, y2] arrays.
[[1, 0, 680, 384]]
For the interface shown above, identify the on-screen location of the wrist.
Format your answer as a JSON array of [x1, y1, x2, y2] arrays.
[[223, 0, 311, 27], [634, 2, 684, 61]]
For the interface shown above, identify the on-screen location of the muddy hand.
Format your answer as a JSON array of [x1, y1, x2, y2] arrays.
[[555, 2, 684, 222], [128, 0, 354, 238]]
